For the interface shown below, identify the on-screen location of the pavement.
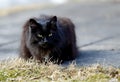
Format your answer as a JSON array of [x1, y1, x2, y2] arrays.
[[0, 2, 120, 67]]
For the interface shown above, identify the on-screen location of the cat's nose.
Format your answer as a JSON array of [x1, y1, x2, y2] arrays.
[[42, 38, 48, 48], [43, 38, 48, 43]]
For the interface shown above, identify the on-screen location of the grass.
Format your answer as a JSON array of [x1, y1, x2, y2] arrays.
[[0, 58, 120, 82]]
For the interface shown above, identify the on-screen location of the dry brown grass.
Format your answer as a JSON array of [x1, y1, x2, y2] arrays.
[[0, 58, 120, 82]]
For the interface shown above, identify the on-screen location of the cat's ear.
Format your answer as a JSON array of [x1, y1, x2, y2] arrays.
[[49, 16, 57, 30], [50, 16, 57, 24], [29, 18, 38, 29]]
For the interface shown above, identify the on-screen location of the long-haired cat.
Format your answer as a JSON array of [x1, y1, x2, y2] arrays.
[[20, 15, 78, 63]]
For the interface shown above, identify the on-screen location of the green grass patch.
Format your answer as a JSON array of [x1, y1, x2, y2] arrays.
[[0, 58, 120, 82]]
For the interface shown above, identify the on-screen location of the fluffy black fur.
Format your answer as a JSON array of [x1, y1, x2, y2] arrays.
[[20, 15, 78, 63]]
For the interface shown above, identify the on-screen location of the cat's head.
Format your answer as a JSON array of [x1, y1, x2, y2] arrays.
[[28, 16, 60, 49]]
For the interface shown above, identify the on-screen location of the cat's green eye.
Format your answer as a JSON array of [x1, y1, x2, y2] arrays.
[[49, 33, 52, 37], [37, 34, 43, 38]]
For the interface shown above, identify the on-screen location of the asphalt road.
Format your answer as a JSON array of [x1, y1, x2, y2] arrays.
[[0, 2, 120, 67]]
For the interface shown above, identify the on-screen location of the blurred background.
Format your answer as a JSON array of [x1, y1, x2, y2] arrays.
[[0, 0, 70, 16], [0, 0, 120, 66]]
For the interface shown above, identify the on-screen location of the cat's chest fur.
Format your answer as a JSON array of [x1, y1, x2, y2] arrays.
[[27, 40, 51, 61]]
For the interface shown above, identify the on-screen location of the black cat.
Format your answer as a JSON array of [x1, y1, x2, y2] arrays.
[[20, 15, 78, 63]]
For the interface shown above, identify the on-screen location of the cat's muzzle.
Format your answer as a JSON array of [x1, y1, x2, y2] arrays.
[[41, 42, 49, 48]]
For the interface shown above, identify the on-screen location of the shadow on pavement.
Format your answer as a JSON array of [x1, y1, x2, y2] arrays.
[[64, 50, 120, 68]]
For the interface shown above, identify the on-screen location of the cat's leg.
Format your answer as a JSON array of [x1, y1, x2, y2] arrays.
[[20, 45, 32, 60], [62, 43, 77, 61], [49, 52, 59, 64]]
